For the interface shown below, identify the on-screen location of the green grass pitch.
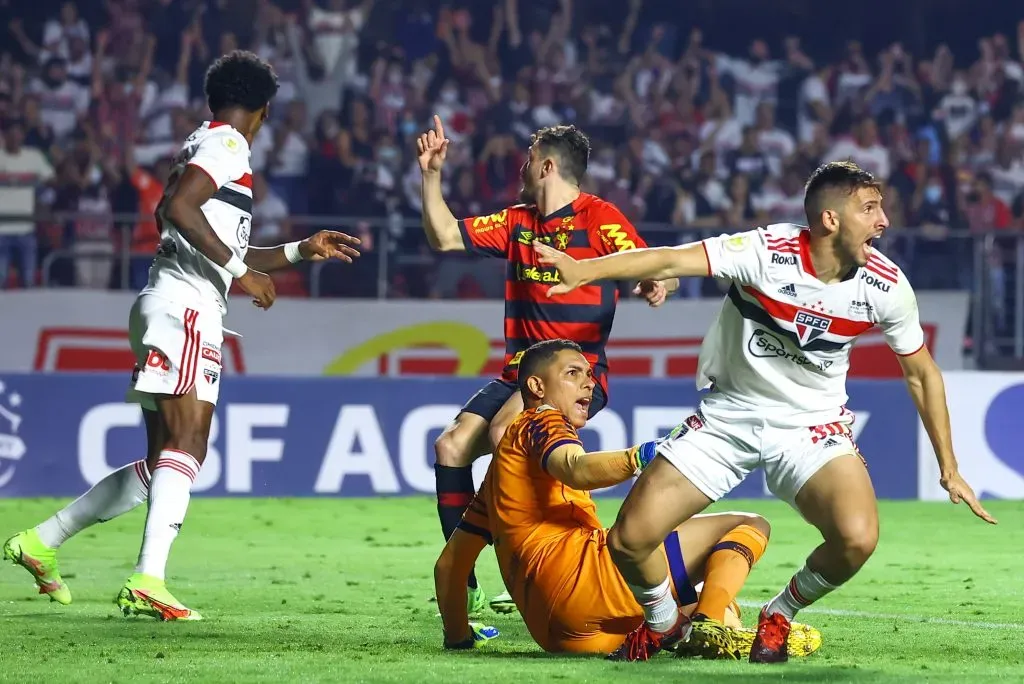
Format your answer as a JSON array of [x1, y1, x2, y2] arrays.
[[1, 498, 1022, 683]]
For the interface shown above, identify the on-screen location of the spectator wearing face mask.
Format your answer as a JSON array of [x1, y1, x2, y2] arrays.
[[934, 72, 979, 143], [906, 167, 956, 290]]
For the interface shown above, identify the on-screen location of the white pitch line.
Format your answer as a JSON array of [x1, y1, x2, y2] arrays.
[[736, 601, 1024, 631]]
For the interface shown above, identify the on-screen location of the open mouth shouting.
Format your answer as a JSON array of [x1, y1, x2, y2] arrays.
[[574, 394, 592, 419]]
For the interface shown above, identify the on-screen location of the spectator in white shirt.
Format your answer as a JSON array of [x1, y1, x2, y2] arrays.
[[0, 120, 54, 288], [826, 117, 891, 181], [934, 72, 978, 142], [754, 101, 796, 176], [42, 2, 91, 61], [28, 57, 89, 141], [797, 66, 832, 144], [715, 39, 782, 126], [307, 0, 369, 83], [252, 173, 292, 246]]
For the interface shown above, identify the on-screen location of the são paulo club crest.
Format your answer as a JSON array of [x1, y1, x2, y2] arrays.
[[794, 310, 832, 347], [0, 379, 26, 489]]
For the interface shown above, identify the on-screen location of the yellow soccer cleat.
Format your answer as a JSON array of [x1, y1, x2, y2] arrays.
[[116, 573, 202, 621], [732, 621, 822, 658], [675, 616, 740, 660], [3, 529, 72, 605]]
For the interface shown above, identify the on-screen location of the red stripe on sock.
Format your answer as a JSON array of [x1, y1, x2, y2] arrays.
[[787, 577, 812, 605], [438, 492, 473, 507], [134, 460, 151, 487], [154, 459, 198, 483], [161, 449, 201, 471]]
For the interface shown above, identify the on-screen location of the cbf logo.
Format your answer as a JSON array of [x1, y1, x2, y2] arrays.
[[0, 380, 26, 489], [794, 310, 831, 347]]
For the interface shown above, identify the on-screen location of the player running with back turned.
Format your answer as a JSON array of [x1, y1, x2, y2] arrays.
[[417, 115, 677, 613], [3, 51, 360, 620], [535, 160, 996, 662]]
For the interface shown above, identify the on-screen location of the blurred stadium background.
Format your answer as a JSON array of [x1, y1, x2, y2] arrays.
[[0, 1, 1022, 679]]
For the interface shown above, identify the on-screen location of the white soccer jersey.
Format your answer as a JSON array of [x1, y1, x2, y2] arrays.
[[696, 223, 925, 428], [142, 121, 254, 314]]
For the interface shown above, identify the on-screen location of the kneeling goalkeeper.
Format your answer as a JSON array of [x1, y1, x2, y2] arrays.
[[433, 339, 770, 657]]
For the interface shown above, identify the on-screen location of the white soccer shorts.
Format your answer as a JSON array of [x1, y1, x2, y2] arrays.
[[655, 400, 863, 506], [125, 294, 225, 410]]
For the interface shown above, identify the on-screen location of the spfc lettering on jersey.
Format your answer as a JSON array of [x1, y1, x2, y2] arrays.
[[793, 310, 831, 346]]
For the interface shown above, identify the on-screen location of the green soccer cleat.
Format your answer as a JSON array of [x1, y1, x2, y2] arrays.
[[488, 590, 517, 614], [467, 585, 487, 618], [3, 529, 72, 605], [116, 573, 202, 621]]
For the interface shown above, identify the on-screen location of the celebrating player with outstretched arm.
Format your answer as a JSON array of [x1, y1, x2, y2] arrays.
[[3, 51, 360, 620], [417, 115, 677, 614], [534, 161, 995, 663]]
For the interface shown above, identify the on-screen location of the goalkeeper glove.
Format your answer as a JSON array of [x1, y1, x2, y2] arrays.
[[629, 440, 658, 474], [444, 622, 500, 650]]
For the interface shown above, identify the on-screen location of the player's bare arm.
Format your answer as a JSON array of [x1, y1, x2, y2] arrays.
[[544, 443, 643, 490], [896, 347, 997, 524], [165, 165, 276, 309], [243, 230, 362, 272], [434, 528, 486, 644], [417, 115, 464, 252], [535, 241, 709, 296], [434, 529, 498, 649]]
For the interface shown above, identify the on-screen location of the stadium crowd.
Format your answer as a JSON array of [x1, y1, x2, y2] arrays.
[[0, 0, 1023, 301]]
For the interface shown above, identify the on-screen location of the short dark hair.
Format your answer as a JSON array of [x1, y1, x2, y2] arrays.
[[531, 125, 590, 184], [517, 339, 584, 396], [204, 50, 279, 114], [804, 160, 881, 225]]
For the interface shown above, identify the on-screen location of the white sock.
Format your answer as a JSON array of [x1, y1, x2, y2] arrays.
[[765, 564, 840, 621], [135, 450, 200, 580], [628, 577, 679, 632], [35, 460, 150, 548]]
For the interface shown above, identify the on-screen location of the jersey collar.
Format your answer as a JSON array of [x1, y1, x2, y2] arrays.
[[797, 229, 816, 277], [541, 192, 593, 222]]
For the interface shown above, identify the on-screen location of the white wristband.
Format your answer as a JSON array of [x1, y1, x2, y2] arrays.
[[223, 254, 248, 279], [284, 241, 303, 264]]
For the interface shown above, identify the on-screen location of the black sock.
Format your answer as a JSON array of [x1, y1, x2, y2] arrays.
[[435, 463, 478, 589]]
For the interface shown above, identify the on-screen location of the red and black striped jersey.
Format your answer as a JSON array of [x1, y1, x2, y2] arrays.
[[457, 193, 646, 393]]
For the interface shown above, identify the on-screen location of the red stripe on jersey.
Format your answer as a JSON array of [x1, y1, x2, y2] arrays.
[[867, 255, 898, 274], [209, 121, 228, 129], [797, 230, 817, 276], [894, 341, 925, 357], [867, 258, 897, 278], [741, 286, 875, 338], [767, 237, 799, 246], [864, 261, 898, 283], [505, 280, 606, 306], [700, 242, 712, 276], [504, 318, 605, 343], [234, 173, 253, 189], [770, 246, 799, 253]]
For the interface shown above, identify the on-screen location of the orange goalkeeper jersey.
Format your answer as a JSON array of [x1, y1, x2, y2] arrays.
[[458, 406, 604, 605]]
